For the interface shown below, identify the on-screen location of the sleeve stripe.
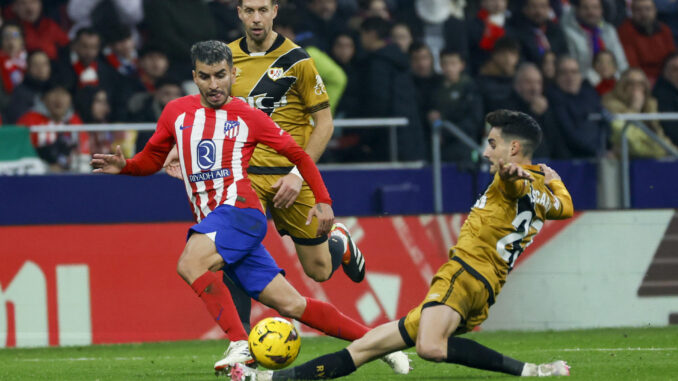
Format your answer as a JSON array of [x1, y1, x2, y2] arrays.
[[307, 101, 330, 114]]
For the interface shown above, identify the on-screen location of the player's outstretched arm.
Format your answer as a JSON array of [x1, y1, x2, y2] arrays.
[[91, 145, 126, 174], [539, 164, 574, 219]]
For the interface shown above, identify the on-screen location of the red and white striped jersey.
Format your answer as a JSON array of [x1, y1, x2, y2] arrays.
[[121, 95, 331, 222]]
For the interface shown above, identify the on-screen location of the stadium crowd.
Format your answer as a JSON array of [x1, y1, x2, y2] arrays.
[[1, 0, 677, 172]]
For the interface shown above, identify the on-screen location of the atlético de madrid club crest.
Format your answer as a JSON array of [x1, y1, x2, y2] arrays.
[[267, 67, 283, 81], [224, 120, 240, 139]]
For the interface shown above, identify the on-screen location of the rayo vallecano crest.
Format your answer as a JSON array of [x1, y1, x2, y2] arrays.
[[267, 67, 283, 81]]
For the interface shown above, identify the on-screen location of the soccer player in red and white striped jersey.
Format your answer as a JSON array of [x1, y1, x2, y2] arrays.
[[91, 41, 382, 372]]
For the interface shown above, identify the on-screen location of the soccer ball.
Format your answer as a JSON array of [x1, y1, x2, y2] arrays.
[[248, 317, 301, 370]]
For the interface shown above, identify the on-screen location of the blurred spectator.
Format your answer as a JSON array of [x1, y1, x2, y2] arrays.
[[17, 83, 83, 171], [390, 22, 412, 54], [547, 56, 607, 158], [300, 0, 344, 53], [603, 67, 678, 158], [409, 42, 443, 140], [364, 0, 391, 19], [0, 22, 26, 112], [10, 0, 68, 60], [53, 27, 127, 121], [652, 53, 678, 145], [617, 0, 676, 83], [655, 0, 678, 43], [73, 86, 114, 154], [392, 0, 468, 70], [477, 37, 520, 114], [67, 0, 143, 46], [102, 26, 137, 78], [508, 0, 569, 63], [429, 49, 483, 166], [330, 32, 359, 118], [209, 0, 242, 43], [467, 0, 511, 72], [4, 49, 49, 123], [275, 8, 346, 115], [143, 0, 216, 80], [126, 46, 169, 116], [353, 16, 425, 161], [137, 46, 169, 93], [130, 77, 183, 153], [600, 0, 629, 26], [506, 62, 571, 159], [561, 0, 628, 85], [540, 50, 557, 86], [592, 50, 617, 95]]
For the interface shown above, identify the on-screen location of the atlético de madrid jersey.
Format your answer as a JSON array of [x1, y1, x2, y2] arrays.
[[120, 95, 331, 222]]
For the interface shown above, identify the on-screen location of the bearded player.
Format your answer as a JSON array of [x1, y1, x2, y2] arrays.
[[162, 0, 401, 372], [230, 110, 573, 380], [92, 40, 407, 376]]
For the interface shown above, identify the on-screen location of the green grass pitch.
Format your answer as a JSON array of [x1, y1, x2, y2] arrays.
[[1, 326, 677, 380]]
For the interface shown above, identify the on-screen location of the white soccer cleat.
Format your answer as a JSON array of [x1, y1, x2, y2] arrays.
[[522, 360, 570, 377], [214, 340, 255, 374], [229, 363, 273, 381], [381, 350, 412, 374]]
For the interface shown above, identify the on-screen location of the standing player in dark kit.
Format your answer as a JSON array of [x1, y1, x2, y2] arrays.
[[91, 40, 404, 374], [231, 110, 574, 380]]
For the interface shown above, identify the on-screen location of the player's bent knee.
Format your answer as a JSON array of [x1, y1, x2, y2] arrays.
[[416, 342, 446, 362], [304, 264, 331, 282], [274, 295, 306, 319]]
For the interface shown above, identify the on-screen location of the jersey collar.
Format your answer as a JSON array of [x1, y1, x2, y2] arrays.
[[239, 34, 286, 56]]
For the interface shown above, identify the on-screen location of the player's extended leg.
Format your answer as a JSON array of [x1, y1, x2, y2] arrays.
[[176, 234, 249, 343], [257, 274, 369, 341], [230, 321, 410, 381], [417, 304, 568, 377], [257, 274, 411, 375]]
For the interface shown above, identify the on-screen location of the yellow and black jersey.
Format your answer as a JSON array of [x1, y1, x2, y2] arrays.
[[228, 35, 330, 171], [451, 164, 573, 301]]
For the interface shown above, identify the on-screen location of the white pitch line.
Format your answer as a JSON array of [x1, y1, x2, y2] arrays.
[[15, 355, 202, 362], [561, 347, 678, 352]]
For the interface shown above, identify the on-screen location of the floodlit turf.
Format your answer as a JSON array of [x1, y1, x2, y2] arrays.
[[1, 326, 677, 380]]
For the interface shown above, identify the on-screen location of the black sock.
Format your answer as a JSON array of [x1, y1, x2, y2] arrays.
[[273, 349, 357, 380], [446, 336, 524, 376], [222, 273, 251, 333], [327, 236, 345, 275]]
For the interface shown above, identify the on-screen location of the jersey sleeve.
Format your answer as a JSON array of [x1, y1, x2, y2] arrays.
[[120, 105, 175, 176], [250, 110, 332, 205], [545, 180, 574, 220], [293, 56, 330, 114]]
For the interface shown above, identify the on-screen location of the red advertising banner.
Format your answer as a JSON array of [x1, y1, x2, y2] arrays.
[[0, 214, 576, 347]]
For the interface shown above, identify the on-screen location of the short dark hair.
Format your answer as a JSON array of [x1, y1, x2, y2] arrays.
[[408, 41, 431, 56], [190, 40, 233, 69], [360, 16, 391, 40], [439, 48, 463, 62], [485, 109, 543, 156], [492, 37, 520, 55], [238, 0, 278, 6], [74, 27, 100, 41]]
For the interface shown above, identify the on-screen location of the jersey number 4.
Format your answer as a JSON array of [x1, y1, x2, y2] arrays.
[[496, 210, 544, 270]]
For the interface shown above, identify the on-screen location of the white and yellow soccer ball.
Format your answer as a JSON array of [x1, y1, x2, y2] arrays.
[[248, 317, 301, 370]]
